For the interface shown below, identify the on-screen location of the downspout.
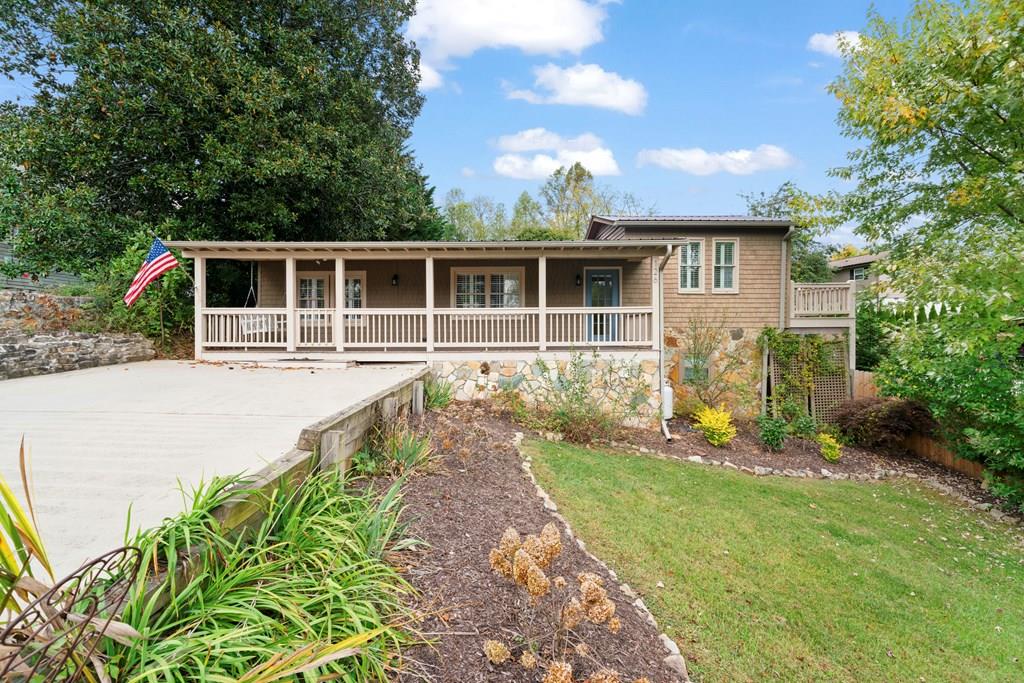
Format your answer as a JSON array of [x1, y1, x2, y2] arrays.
[[657, 244, 678, 442], [779, 226, 795, 329]]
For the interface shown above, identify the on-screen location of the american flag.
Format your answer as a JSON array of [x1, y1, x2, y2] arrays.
[[123, 238, 179, 307]]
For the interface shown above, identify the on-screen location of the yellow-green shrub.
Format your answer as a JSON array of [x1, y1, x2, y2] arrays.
[[693, 405, 737, 447], [818, 432, 843, 463]]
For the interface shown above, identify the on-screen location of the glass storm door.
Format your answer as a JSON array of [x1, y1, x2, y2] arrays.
[[585, 269, 620, 342]]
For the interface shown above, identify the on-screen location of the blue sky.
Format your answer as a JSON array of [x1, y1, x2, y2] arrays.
[[410, 0, 913, 244]]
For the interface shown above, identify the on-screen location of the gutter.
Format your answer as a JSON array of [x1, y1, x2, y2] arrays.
[[657, 244, 678, 442], [779, 226, 795, 329]]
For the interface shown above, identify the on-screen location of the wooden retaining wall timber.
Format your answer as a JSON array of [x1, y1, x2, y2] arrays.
[[904, 433, 985, 481]]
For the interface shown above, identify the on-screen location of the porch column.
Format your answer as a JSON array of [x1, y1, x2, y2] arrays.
[[425, 256, 435, 351], [335, 257, 345, 352], [193, 256, 205, 360], [285, 256, 296, 352], [650, 255, 660, 351], [538, 255, 547, 351]]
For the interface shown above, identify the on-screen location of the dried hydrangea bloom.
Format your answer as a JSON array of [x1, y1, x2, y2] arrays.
[[520, 652, 538, 670], [522, 533, 550, 568], [483, 639, 511, 665], [586, 598, 616, 624], [579, 579, 607, 606], [526, 562, 551, 598], [573, 642, 590, 657], [585, 669, 622, 683], [577, 572, 605, 587], [498, 527, 522, 557], [543, 661, 573, 683], [632, 678, 652, 683], [489, 548, 513, 578], [553, 575, 567, 589], [512, 548, 533, 586], [607, 616, 622, 634], [540, 522, 562, 561], [561, 598, 584, 630]]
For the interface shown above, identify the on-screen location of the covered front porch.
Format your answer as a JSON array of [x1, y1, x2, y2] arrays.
[[170, 240, 673, 361]]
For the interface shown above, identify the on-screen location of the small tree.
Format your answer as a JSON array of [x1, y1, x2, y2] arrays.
[[676, 316, 757, 411]]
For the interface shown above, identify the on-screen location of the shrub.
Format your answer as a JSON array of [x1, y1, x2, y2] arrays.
[[693, 405, 737, 447], [818, 432, 843, 463], [424, 377, 454, 410], [833, 397, 937, 452], [675, 315, 759, 412], [354, 419, 433, 476], [790, 413, 818, 439], [521, 352, 648, 443], [756, 414, 788, 452]]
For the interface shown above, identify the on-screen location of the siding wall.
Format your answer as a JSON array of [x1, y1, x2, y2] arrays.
[[254, 257, 654, 309], [635, 228, 787, 330], [1, 243, 82, 292]]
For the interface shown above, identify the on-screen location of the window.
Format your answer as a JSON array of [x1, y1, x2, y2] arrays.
[[682, 357, 710, 382], [298, 277, 326, 309], [713, 239, 738, 292], [678, 240, 703, 292], [344, 271, 365, 322], [852, 266, 868, 280], [452, 268, 524, 308]]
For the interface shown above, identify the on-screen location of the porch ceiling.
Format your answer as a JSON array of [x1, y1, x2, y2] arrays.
[[164, 240, 679, 259]]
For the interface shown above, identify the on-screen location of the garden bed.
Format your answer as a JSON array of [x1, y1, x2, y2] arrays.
[[388, 401, 681, 682]]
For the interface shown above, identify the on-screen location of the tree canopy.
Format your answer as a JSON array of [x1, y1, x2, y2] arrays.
[[740, 181, 834, 283], [0, 0, 443, 274]]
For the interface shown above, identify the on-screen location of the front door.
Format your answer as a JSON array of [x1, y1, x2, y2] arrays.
[[585, 269, 620, 342]]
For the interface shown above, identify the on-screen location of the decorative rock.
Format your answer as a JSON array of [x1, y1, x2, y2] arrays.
[[821, 468, 832, 478], [663, 654, 689, 680], [619, 583, 638, 599], [754, 466, 772, 476], [686, 455, 704, 464], [782, 469, 799, 478], [659, 633, 680, 655], [723, 461, 739, 470]]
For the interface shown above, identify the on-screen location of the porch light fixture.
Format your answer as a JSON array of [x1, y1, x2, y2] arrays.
[[575, 274, 582, 287], [391, 274, 399, 287]]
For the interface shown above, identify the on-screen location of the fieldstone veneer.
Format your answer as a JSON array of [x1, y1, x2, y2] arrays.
[[1, 290, 155, 380], [431, 356, 663, 426]]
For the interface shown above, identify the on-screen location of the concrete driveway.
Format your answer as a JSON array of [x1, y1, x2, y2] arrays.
[[0, 360, 423, 575]]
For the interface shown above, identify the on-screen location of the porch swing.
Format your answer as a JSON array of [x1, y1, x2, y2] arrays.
[[239, 262, 271, 342]]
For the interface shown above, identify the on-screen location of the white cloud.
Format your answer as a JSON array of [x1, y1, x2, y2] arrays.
[[807, 31, 861, 58], [460, 166, 477, 178], [492, 128, 620, 179], [418, 61, 443, 91], [507, 63, 647, 115], [408, 0, 608, 89], [636, 144, 796, 176]]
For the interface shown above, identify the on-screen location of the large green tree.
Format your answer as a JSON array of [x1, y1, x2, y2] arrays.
[[824, 0, 1024, 507], [0, 0, 442, 274]]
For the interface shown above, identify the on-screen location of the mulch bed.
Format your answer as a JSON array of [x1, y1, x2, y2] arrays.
[[384, 401, 679, 683]]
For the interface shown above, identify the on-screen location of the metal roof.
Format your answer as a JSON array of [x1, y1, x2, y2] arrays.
[[592, 214, 792, 225], [164, 239, 680, 257], [829, 252, 888, 270]]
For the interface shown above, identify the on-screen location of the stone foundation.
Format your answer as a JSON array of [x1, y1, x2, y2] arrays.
[[1, 290, 155, 380], [431, 354, 662, 426], [663, 325, 763, 417]]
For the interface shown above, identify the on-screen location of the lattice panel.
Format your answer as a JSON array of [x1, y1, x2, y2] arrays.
[[767, 340, 849, 424]]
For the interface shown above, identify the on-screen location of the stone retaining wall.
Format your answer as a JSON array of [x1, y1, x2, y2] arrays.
[[0, 290, 155, 380], [431, 355, 662, 425]]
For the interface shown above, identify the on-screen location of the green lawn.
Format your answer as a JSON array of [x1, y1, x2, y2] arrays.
[[527, 440, 1024, 683]]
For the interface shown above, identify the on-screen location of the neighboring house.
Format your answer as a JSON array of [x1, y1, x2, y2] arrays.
[[166, 216, 855, 421], [1, 242, 82, 291], [829, 251, 888, 289]]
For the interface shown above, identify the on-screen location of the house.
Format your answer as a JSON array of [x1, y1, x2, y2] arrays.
[[829, 251, 888, 289], [166, 216, 855, 422], [1, 242, 82, 292]]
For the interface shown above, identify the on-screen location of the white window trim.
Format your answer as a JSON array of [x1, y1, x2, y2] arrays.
[[449, 266, 527, 308], [852, 266, 868, 281], [677, 239, 705, 294], [296, 271, 334, 308], [712, 238, 740, 294], [581, 266, 624, 306]]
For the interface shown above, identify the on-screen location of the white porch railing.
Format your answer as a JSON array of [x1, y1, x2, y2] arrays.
[[546, 307, 654, 347], [433, 308, 540, 348], [791, 282, 855, 318], [203, 308, 288, 347], [345, 309, 427, 348], [200, 306, 654, 351], [298, 309, 335, 347]]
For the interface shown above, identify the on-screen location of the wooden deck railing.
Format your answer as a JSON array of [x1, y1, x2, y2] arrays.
[[791, 281, 855, 318], [200, 306, 654, 351]]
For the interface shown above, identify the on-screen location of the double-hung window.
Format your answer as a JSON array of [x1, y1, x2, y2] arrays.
[[678, 240, 703, 292], [852, 266, 868, 281], [713, 239, 738, 293], [453, 269, 523, 308]]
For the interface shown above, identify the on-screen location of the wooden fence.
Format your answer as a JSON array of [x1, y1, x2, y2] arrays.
[[852, 370, 983, 480]]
